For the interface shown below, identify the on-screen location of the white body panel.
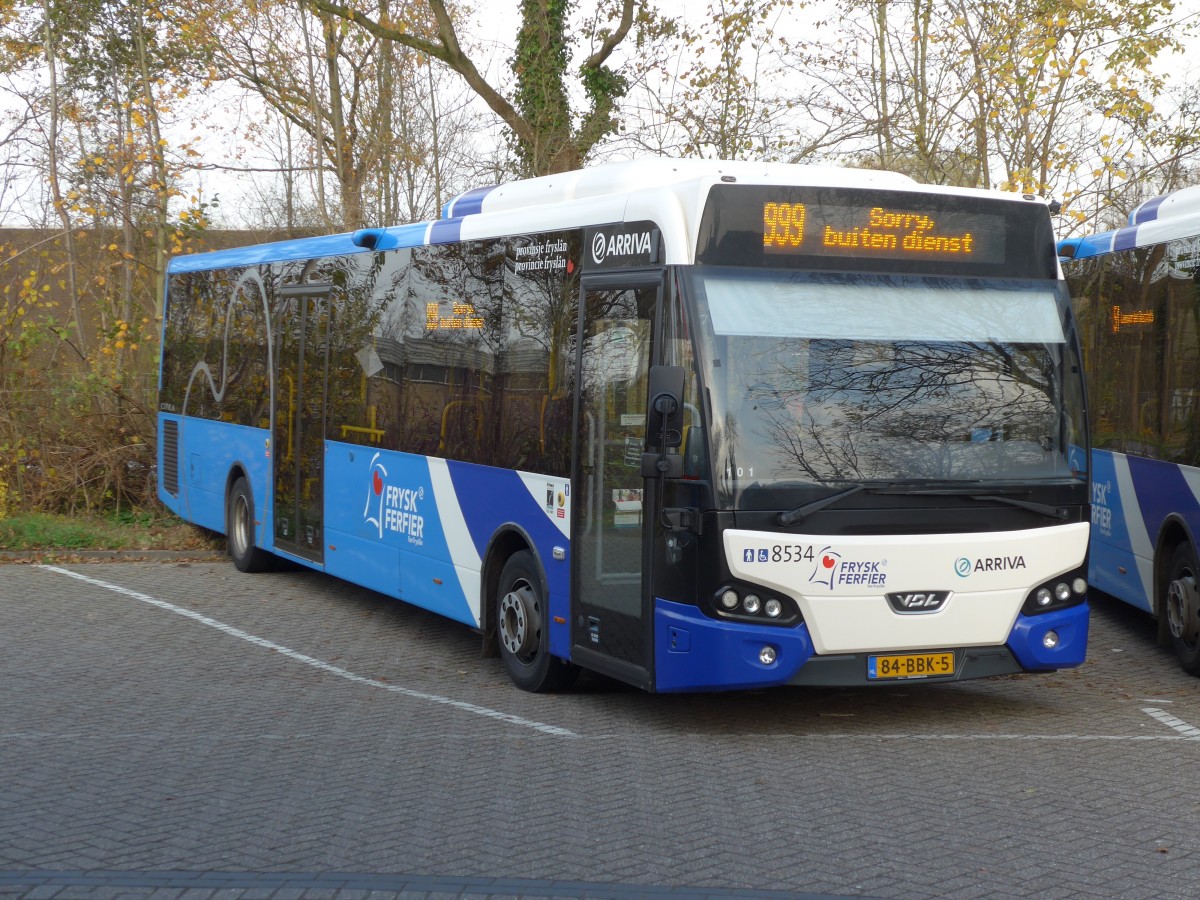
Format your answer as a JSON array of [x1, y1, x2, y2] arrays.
[[455, 158, 1035, 266], [724, 523, 1089, 654]]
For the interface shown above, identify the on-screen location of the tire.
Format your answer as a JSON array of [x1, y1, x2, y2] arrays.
[[1164, 541, 1200, 675], [496, 550, 578, 692], [227, 476, 272, 573]]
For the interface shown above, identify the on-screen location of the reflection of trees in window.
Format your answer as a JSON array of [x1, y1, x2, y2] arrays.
[[500, 232, 580, 476], [292, 232, 584, 476], [333, 241, 508, 464], [1164, 258, 1200, 464], [1070, 248, 1189, 460], [162, 267, 275, 428], [320, 253, 387, 445], [219, 274, 270, 427], [398, 242, 502, 463], [739, 338, 1061, 481]]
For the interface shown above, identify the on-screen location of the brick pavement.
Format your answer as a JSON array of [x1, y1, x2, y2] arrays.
[[2, 561, 1199, 899]]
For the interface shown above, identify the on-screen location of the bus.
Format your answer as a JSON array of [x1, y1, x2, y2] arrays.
[[1060, 186, 1200, 674], [157, 158, 1091, 693]]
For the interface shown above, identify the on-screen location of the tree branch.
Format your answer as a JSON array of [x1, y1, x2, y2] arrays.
[[582, 0, 635, 72], [304, 0, 536, 147]]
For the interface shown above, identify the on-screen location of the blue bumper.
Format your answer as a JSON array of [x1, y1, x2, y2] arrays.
[[654, 598, 815, 692], [1005, 601, 1090, 670], [653, 597, 1090, 691]]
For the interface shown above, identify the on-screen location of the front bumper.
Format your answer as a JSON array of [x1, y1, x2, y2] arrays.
[[653, 598, 1089, 692]]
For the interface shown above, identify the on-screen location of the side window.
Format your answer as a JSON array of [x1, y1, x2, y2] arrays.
[[1162, 240, 1200, 464], [661, 274, 704, 477], [160, 272, 199, 414], [220, 273, 270, 428], [409, 242, 502, 464], [1078, 248, 1165, 456], [499, 232, 580, 476], [323, 253, 388, 446], [162, 268, 267, 426]]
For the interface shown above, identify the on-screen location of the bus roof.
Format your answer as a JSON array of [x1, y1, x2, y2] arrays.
[[1061, 184, 1200, 260], [169, 158, 1049, 274]]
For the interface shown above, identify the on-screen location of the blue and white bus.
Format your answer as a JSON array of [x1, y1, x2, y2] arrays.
[[1061, 186, 1200, 673], [158, 158, 1091, 692]]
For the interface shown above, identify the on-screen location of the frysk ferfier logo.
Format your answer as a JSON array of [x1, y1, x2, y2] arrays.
[[363, 452, 425, 545]]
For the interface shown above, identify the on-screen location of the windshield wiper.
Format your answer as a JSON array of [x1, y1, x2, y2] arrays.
[[872, 484, 1070, 520], [777, 484, 867, 526], [776, 482, 1072, 527], [968, 494, 1070, 520]]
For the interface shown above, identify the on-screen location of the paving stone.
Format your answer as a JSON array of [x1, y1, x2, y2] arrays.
[[4, 562, 1200, 897]]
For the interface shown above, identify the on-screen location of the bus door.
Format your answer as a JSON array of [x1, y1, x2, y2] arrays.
[[572, 274, 662, 689], [273, 282, 331, 564]]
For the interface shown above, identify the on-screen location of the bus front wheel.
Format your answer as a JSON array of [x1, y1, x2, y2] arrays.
[[1165, 541, 1200, 675], [227, 477, 272, 573], [496, 550, 578, 692]]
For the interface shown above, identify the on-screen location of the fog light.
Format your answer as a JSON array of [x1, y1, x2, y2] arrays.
[[1036, 587, 1053, 606], [764, 598, 783, 618], [759, 645, 777, 665], [1055, 582, 1071, 602], [1073, 577, 1087, 595], [720, 589, 739, 610], [744, 594, 762, 615], [1043, 630, 1060, 649]]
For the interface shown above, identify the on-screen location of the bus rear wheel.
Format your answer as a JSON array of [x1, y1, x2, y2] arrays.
[[1165, 541, 1200, 675], [496, 550, 578, 692], [227, 477, 272, 573]]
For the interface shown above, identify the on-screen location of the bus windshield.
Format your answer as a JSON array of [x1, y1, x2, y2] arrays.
[[684, 268, 1088, 508]]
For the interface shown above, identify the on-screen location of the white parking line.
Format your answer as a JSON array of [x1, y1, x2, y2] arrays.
[[38, 565, 578, 739], [1142, 707, 1200, 739]]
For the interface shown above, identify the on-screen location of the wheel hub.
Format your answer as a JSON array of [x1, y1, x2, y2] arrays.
[[233, 495, 251, 556], [1166, 571, 1200, 643], [499, 583, 539, 658]]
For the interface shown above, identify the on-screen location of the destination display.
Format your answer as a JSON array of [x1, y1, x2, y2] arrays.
[[695, 184, 1056, 279], [761, 200, 1003, 263]]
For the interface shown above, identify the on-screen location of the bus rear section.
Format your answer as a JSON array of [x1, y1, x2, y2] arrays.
[[1062, 185, 1200, 674]]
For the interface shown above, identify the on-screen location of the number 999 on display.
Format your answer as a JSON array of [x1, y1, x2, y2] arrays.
[[763, 201, 807, 249]]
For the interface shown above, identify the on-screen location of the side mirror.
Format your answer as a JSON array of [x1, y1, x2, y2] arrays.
[[683, 424, 706, 478], [646, 365, 685, 450]]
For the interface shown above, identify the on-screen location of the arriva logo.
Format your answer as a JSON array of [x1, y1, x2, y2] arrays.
[[955, 555, 1026, 577], [590, 230, 653, 265]]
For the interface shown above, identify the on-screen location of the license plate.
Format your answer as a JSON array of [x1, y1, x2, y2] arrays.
[[867, 651, 955, 680]]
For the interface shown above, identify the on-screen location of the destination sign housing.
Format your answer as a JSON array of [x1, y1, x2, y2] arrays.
[[695, 184, 1054, 279]]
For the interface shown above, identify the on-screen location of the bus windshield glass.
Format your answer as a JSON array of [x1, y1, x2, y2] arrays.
[[684, 268, 1088, 508]]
